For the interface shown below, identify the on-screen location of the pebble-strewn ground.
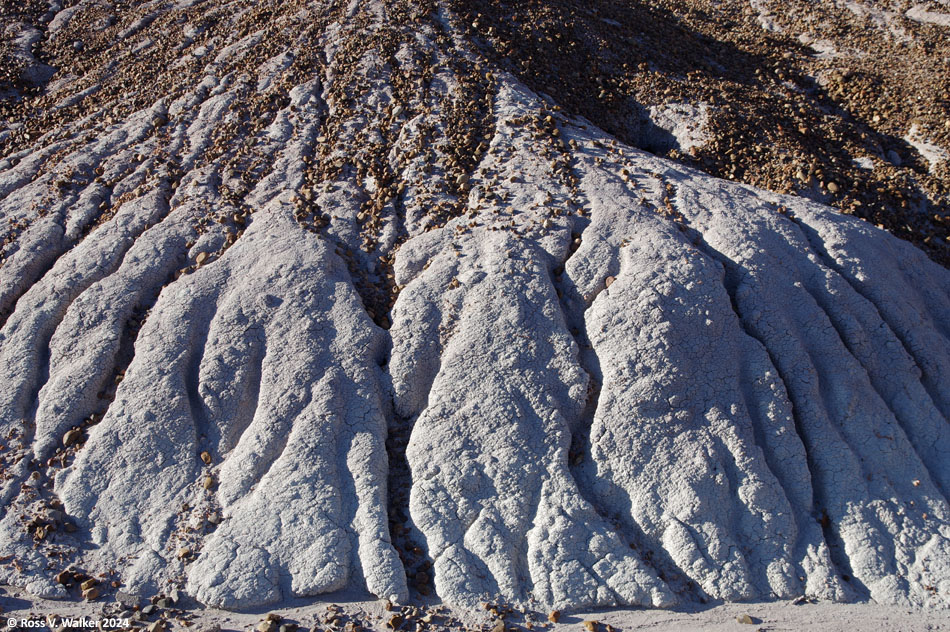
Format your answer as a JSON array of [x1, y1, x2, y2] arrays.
[[5, 0, 949, 265], [449, 0, 950, 266], [0, 0, 948, 626], [1, 584, 949, 631]]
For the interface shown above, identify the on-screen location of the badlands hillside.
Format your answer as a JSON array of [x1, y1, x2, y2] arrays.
[[1, 0, 949, 624]]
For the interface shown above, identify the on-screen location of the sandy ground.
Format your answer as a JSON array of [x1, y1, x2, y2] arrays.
[[1, 585, 948, 632]]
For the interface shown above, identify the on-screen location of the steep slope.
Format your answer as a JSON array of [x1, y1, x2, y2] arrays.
[[0, 0, 948, 612]]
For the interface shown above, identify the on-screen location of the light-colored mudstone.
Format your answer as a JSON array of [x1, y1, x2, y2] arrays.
[[0, 0, 946, 615]]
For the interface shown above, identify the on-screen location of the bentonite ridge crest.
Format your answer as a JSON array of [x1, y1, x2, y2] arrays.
[[0, 0, 948, 615]]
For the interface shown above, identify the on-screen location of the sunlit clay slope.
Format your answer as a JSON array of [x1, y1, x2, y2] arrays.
[[0, 0, 948, 613]]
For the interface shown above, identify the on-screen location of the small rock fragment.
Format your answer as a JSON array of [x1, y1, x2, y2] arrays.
[[413, 570, 430, 586], [63, 429, 82, 446], [82, 586, 100, 600], [257, 620, 277, 632], [736, 614, 754, 624], [200, 451, 212, 464], [548, 610, 560, 623], [583, 622, 598, 632]]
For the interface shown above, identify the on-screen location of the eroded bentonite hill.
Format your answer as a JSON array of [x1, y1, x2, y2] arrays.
[[1, 0, 949, 614]]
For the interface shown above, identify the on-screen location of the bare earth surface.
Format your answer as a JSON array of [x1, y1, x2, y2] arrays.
[[0, 0, 949, 629], [2, 584, 950, 632]]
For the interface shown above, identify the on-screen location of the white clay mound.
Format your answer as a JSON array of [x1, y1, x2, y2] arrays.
[[0, 0, 948, 614]]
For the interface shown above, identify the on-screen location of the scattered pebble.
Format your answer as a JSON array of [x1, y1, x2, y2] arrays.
[[63, 429, 82, 447]]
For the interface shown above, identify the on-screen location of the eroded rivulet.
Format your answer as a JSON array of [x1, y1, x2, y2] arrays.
[[1, 0, 948, 612]]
